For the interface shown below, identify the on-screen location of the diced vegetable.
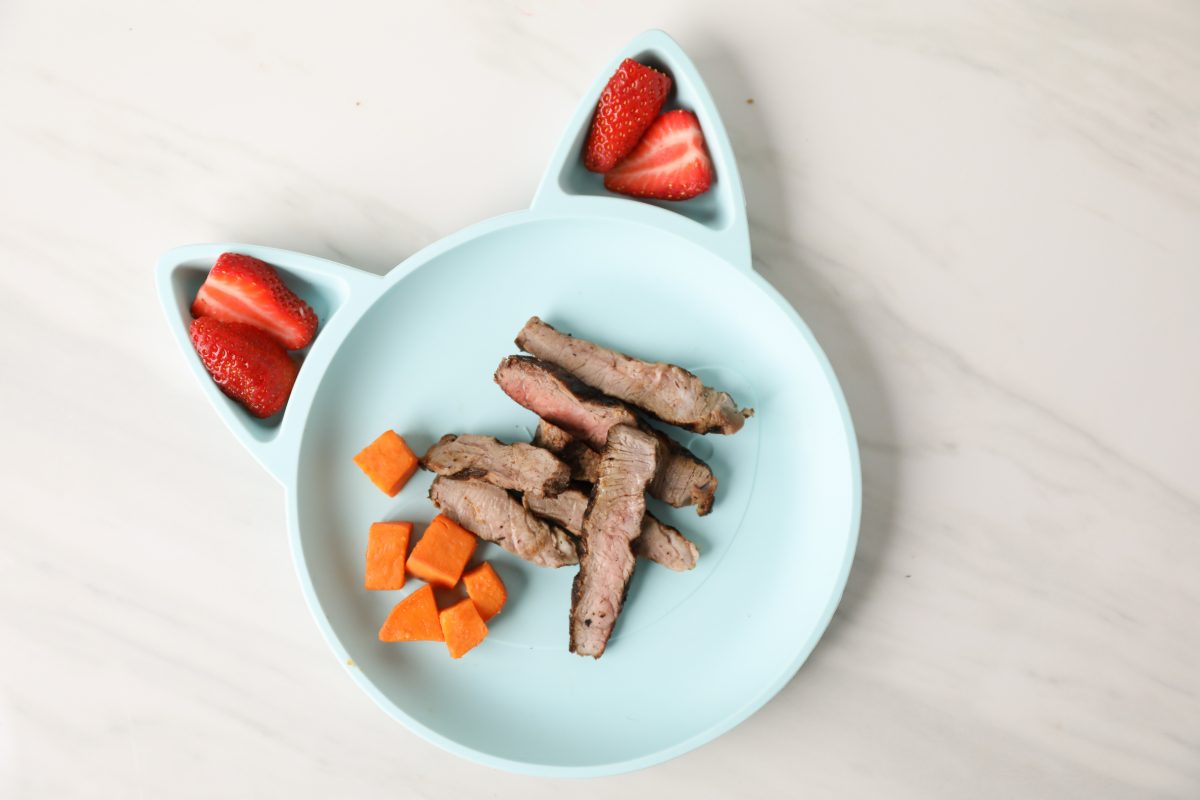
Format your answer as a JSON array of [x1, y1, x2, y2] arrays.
[[462, 562, 507, 621], [439, 598, 488, 658], [406, 514, 477, 588], [353, 430, 419, 496], [379, 584, 444, 642], [364, 521, 412, 590]]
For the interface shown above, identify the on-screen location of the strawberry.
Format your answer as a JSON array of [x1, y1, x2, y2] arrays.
[[584, 58, 672, 173], [603, 110, 713, 201], [189, 316, 299, 419], [191, 253, 318, 350]]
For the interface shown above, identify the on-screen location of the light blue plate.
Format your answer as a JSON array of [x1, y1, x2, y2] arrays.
[[155, 30, 860, 777]]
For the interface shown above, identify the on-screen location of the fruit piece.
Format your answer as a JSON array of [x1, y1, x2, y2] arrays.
[[439, 598, 488, 658], [604, 109, 713, 201], [191, 252, 318, 350], [353, 431, 419, 496], [406, 514, 476, 588], [364, 521, 412, 590], [189, 316, 299, 418], [584, 58, 672, 173], [379, 584, 444, 642], [462, 562, 507, 621]]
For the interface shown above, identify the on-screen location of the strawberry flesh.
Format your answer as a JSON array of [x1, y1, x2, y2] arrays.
[[584, 59, 672, 173], [189, 316, 299, 418], [604, 110, 713, 201], [191, 253, 318, 350]]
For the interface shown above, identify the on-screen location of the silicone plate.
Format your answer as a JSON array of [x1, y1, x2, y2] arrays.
[[155, 31, 861, 777]]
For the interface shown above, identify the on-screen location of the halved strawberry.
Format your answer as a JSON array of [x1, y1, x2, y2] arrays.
[[191, 253, 318, 350], [190, 317, 299, 419], [603, 110, 713, 201], [584, 58, 672, 173]]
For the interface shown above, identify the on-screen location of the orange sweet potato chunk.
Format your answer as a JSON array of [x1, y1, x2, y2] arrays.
[[353, 430, 419, 496], [364, 521, 412, 590], [379, 584, 444, 642], [462, 562, 507, 621], [406, 514, 476, 588], [439, 598, 488, 658]]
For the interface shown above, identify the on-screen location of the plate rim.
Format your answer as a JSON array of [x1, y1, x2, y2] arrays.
[[282, 210, 863, 777]]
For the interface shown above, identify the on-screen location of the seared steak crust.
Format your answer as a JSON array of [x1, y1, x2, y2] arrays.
[[569, 425, 662, 658], [421, 433, 570, 497], [428, 476, 578, 568], [524, 488, 699, 572], [516, 316, 752, 435]]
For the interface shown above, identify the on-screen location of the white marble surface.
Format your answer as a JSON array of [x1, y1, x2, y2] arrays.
[[2, 1, 1198, 796]]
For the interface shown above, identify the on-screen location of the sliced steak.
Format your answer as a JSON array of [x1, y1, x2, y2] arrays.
[[498, 357, 716, 515], [650, 434, 718, 516], [525, 488, 699, 572], [533, 420, 601, 483], [428, 476, 578, 568], [531, 418, 575, 452], [570, 425, 662, 658], [516, 316, 753, 435], [421, 433, 570, 497], [496, 355, 635, 450], [521, 487, 588, 533], [635, 517, 702, 573]]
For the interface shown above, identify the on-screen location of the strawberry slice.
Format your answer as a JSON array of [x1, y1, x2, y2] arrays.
[[603, 110, 713, 201], [191, 253, 318, 350], [190, 317, 299, 419], [584, 59, 672, 173]]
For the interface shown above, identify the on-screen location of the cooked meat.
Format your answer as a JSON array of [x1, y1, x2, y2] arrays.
[[428, 476, 578, 568], [565, 443, 601, 483], [538, 442, 600, 484], [650, 433, 718, 515], [498, 358, 717, 515], [533, 420, 601, 483], [635, 517, 702, 572], [525, 488, 699, 572], [570, 425, 662, 658], [421, 433, 570, 497], [516, 316, 753, 435], [531, 419, 575, 452], [521, 487, 587, 532], [495, 356, 635, 450]]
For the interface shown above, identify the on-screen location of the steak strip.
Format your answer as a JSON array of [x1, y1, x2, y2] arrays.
[[570, 425, 662, 658], [422, 433, 570, 497], [650, 434, 717, 516], [524, 488, 699, 572], [533, 420, 600, 483], [496, 356, 717, 514], [428, 476, 578, 568], [516, 316, 753, 435], [496, 355, 635, 451]]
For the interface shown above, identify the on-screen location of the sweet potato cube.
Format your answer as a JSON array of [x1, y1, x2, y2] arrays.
[[439, 598, 488, 658], [406, 514, 476, 588], [379, 584, 444, 642], [364, 521, 412, 590], [353, 430, 419, 496], [462, 562, 507, 621]]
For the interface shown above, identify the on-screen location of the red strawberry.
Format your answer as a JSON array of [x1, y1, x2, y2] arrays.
[[604, 110, 713, 201], [191, 253, 318, 350], [189, 316, 299, 419], [584, 58, 672, 173]]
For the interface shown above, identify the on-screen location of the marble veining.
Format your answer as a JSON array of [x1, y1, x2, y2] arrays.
[[1, 1, 1197, 797]]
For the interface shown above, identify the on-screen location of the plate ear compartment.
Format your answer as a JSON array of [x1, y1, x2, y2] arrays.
[[531, 29, 751, 273], [154, 242, 380, 479]]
